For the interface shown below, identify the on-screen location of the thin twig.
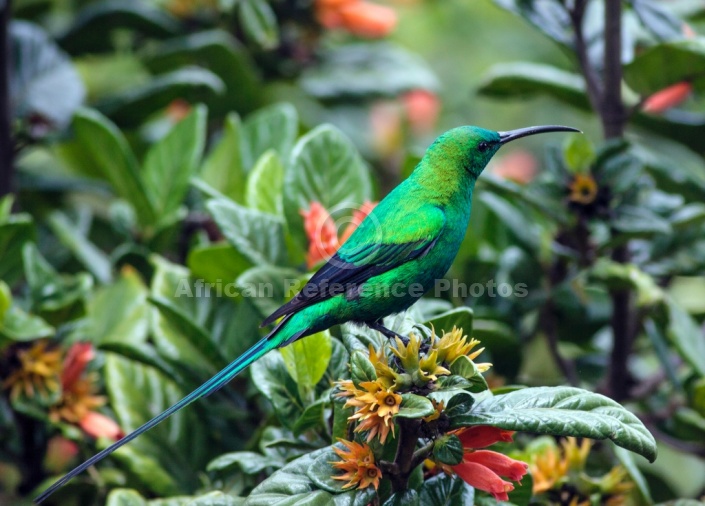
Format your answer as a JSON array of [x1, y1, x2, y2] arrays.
[[0, 0, 13, 197], [568, 0, 602, 114]]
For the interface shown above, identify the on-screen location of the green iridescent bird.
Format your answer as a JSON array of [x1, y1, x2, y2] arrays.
[[36, 124, 579, 503]]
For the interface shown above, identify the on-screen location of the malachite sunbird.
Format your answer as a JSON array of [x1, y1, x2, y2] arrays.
[[36, 124, 579, 503]]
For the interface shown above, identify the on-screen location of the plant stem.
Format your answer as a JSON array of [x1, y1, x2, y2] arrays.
[[569, 0, 602, 113], [388, 418, 421, 492], [0, 0, 13, 197]]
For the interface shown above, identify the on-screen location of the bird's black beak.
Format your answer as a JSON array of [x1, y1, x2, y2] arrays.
[[498, 125, 581, 145]]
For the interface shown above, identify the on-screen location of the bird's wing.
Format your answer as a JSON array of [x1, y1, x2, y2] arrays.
[[261, 205, 445, 327]]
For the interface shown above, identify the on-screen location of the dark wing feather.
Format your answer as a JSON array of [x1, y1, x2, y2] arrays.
[[261, 237, 438, 327]]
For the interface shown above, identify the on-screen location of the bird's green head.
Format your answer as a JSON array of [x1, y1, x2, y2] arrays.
[[420, 124, 580, 184]]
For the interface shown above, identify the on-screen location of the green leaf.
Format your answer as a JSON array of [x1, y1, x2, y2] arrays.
[[83, 266, 149, 346], [0, 212, 35, 284], [140, 29, 260, 115], [293, 398, 328, 435], [252, 351, 304, 429], [72, 108, 155, 226], [444, 391, 475, 422], [589, 258, 664, 307], [631, 0, 684, 41], [248, 446, 376, 505], [58, 0, 179, 54], [96, 68, 223, 128], [187, 243, 252, 287], [207, 198, 288, 266], [396, 393, 435, 419], [22, 243, 92, 317], [383, 489, 418, 506], [424, 307, 473, 335], [612, 205, 672, 237], [351, 350, 377, 387], [10, 21, 85, 131], [280, 331, 333, 390], [106, 488, 243, 506], [241, 103, 298, 170], [200, 112, 246, 203], [246, 151, 284, 215], [666, 298, 705, 377], [624, 39, 705, 96], [478, 62, 589, 111], [46, 211, 112, 284], [451, 386, 657, 462], [433, 434, 463, 466], [0, 281, 10, 324], [284, 125, 372, 247], [0, 305, 54, 343], [142, 105, 206, 227], [419, 474, 474, 506], [105, 353, 209, 495], [478, 192, 540, 251], [238, 0, 279, 50], [614, 445, 654, 505], [563, 134, 596, 173], [300, 42, 438, 99], [492, 0, 572, 46], [207, 451, 283, 474], [235, 265, 302, 318]]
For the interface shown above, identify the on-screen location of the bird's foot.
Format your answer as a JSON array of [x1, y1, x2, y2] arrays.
[[366, 321, 410, 346]]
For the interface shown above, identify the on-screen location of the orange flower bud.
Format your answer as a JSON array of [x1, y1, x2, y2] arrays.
[[453, 460, 515, 501], [79, 411, 124, 441], [339, 1, 397, 38], [464, 450, 528, 482], [44, 436, 79, 473], [456, 425, 515, 449], [403, 89, 440, 135], [642, 81, 692, 114], [61, 343, 95, 391], [491, 149, 538, 185]]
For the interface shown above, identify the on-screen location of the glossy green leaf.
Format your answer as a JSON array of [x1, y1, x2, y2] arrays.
[[207, 451, 283, 474], [83, 266, 148, 346], [589, 258, 664, 307], [235, 265, 302, 317], [280, 330, 333, 390], [300, 42, 438, 99], [59, 0, 179, 54], [207, 198, 288, 266], [351, 350, 377, 387], [614, 445, 654, 505], [284, 125, 372, 247], [0, 305, 54, 343], [106, 488, 242, 506], [246, 150, 284, 215], [142, 105, 206, 226], [187, 243, 252, 287], [423, 307, 473, 335], [630, 0, 684, 41], [666, 298, 705, 377], [478, 62, 589, 111], [72, 108, 155, 226], [563, 134, 596, 173], [451, 386, 657, 462], [241, 103, 298, 170], [46, 211, 112, 284], [22, 243, 92, 316], [478, 192, 540, 251], [238, 0, 279, 49], [433, 434, 463, 466], [419, 474, 474, 506], [97, 68, 222, 128], [492, 0, 572, 46], [383, 489, 419, 506], [140, 29, 260, 115], [0, 213, 34, 284], [396, 393, 435, 419], [293, 398, 328, 435], [200, 112, 246, 203], [11, 21, 85, 131], [104, 353, 209, 495], [612, 205, 672, 237], [624, 39, 705, 95], [247, 446, 375, 505], [252, 351, 305, 429]]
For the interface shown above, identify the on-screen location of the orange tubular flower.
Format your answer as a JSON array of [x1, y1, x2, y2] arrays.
[[403, 89, 440, 135], [642, 81, 693, 114], [451, 426, 527, 501], [338, 1, 397, 38], [50, 343, 123, 441], [301, 201, 377, 269], [331, 439, 382, 490]]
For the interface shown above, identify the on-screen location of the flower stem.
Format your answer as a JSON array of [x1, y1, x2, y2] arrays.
[[388, 418, 422, 492]]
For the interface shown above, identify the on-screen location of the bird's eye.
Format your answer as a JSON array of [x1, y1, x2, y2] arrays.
[[478, 141, 489, 152]]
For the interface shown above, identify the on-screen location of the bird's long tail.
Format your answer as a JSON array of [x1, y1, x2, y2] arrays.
[[35, 320, 295, 504]]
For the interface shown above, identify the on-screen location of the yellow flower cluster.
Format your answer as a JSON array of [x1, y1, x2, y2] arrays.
[[338, 379, 401, 443], [3, 341, 61, 402]]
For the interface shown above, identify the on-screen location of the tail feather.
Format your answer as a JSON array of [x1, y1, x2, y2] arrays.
[[35, 331, 281, 504]]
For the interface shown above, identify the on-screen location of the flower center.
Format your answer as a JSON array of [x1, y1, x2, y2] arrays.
[[384, 394, 397, 406], [366, 468, 378, 478]]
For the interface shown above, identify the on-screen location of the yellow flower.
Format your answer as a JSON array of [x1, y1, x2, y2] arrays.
[[530, 442, 569, 494], [568, 174, 598, 205], [390, 333, 421, 372], [434, 327, 484, 365], [562, 437, 591, 471], [3, 341, 61, 402], [422, 399, 444, 422], [418, 349, 451, 382], [331, 439, 382, 490], [367, 344, 399, 388], [336, 379, 402, 443], [600, 466, 634, 505]]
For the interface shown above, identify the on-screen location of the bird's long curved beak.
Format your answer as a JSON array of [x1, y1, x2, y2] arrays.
[[498, 125, 581, 144]]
